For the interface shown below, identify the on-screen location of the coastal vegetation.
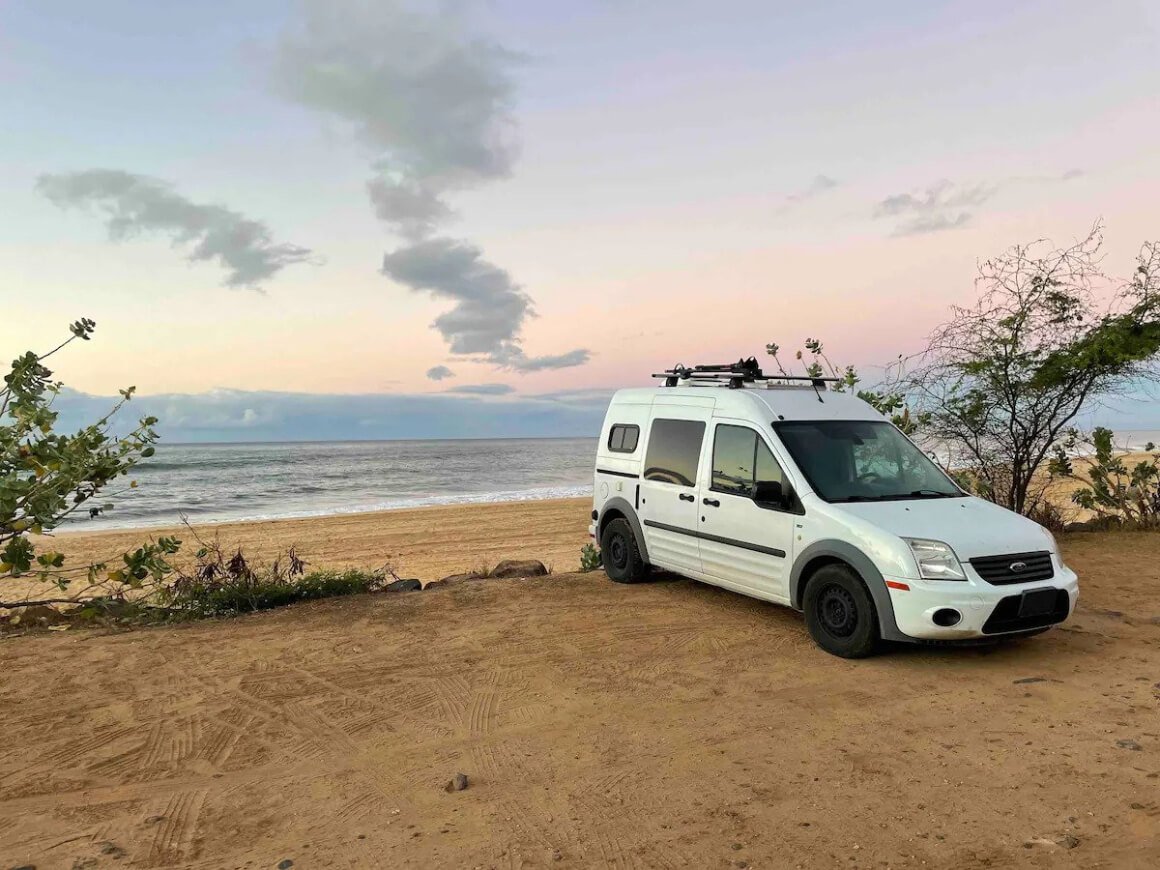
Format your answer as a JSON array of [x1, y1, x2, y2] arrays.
[[579, 542, 602, 572], [771, 225, 1160, 528], [1050, 428, 1160, 530], [156, 536, 390, 618], [1, 319, 181, 609]]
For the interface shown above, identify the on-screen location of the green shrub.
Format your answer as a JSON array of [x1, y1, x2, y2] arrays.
[[159, 540, 386, 617], [579, 543, 601, 572], [1050, 428, 1160, 529]]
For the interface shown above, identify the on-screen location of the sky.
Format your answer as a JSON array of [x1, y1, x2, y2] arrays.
[[3, 0, 1159, 440]]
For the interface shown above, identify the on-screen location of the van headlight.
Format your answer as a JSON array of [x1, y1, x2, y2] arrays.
[[1043, 529, 1068, 569], [905, 538, 967, 581]]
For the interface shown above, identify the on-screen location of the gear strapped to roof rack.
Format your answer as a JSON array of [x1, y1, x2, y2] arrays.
[[651, 357, 840, 390]]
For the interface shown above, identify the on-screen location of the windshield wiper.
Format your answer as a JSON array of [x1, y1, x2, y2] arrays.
[[837, 490, 958, 503]]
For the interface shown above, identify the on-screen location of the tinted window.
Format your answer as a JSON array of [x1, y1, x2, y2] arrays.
[[644, 419, 705, 487], [712, 425, 785, 497], [608, 424, 640, 453]]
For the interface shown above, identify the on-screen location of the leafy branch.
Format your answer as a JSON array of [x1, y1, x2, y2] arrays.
[[1, 319, 181, 607]]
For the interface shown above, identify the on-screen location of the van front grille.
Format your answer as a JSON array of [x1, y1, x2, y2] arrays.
[[969, 551, 1054, 585]]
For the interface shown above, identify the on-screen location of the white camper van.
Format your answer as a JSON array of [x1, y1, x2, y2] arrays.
[[589, 359, 1079, 658]]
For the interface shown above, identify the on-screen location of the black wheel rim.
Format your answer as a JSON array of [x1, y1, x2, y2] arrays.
[[608, 534, 629, 571], [816, 583, 858, 638]]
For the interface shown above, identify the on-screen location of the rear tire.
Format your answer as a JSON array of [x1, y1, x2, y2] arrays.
[[600, 518, 650, 584], [803, 564, 880, 658]]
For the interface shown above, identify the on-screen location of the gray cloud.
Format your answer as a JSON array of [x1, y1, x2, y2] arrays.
[[889, 211, 973, 235], [367, 175, 456, 240], [382, 237, 591, 372], [874, 179, 995, 236], [874, 171, 1080, 237], [447, 383, 514, 395], [426, 364, 455, 381], [36, 169, 314, 288], [783, 174, 839, 207], [275, 1, 588, 372], [489, 346, 592, 372], [273, 0, 519, 237]]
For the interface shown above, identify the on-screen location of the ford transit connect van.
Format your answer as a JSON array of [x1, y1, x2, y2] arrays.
[[589, 359, 1079, 658]]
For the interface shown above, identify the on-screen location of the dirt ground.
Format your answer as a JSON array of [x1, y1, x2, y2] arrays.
[[1, 529, 1159, 869]]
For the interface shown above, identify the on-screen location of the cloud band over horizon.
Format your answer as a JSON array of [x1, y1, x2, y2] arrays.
[[51, 385, 613, 443]]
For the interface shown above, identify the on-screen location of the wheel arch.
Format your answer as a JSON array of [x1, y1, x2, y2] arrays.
[[597, 497, 651, 564], [791, 540, 908, 642]]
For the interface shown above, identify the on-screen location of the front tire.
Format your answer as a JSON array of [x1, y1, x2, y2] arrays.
[[803, 564, 880, 658], [600, 518, 650, 584]]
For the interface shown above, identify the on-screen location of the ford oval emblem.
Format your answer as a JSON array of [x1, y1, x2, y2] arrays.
[[1010, 561, 1028, 573]]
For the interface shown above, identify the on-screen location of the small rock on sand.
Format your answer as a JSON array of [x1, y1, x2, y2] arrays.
[[1013, 677, 1049, 684], [1116, 739, 1142, 751], [1056, 834, 1080, 849], [445, 772, 469, 792], [277, 861, 294, 870], [439, 571, 485, 584], [490, 560, 548, 579], [16, 605, 66, 626], [384, 579, 422, 593]]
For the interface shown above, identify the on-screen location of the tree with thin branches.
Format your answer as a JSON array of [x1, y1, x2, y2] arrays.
[[909, 225, 1160, 515]]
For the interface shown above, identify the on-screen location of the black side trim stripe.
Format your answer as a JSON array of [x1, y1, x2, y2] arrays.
[[642, 520, 786, 558], [597, 468, 639, 479]]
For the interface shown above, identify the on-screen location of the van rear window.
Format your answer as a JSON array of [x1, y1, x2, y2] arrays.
[[644, 419, 705, 487], [608, 424, 640, 453]]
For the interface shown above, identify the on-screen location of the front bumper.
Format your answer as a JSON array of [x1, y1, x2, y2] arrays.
[[886, 558, 1079, 641]]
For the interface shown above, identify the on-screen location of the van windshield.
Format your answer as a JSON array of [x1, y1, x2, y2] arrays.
[[774, 420, 962, 503]]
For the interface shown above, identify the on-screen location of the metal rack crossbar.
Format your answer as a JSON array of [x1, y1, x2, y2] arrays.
[[651, 357, 840, 390]]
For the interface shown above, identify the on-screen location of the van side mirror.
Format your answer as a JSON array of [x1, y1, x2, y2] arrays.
[[753, 480, 792, 509]]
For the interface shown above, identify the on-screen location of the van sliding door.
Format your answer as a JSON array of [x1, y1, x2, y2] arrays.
[[638, 410, 710, 575]]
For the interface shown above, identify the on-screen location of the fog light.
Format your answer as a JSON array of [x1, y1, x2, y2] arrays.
[[932, 608, 962, 627]]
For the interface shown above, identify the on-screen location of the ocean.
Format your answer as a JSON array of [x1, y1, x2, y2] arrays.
[[66, 438, 598, 531], [61, 428, 1160, 533]]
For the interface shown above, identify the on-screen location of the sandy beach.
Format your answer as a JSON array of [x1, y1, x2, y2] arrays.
[[43, 496, 595, 586]]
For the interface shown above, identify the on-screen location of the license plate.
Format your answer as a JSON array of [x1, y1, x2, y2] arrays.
[[1018, 589, 1057, 618]]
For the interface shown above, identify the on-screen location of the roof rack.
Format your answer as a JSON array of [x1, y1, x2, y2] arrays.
[[651, 357, 840, 390]]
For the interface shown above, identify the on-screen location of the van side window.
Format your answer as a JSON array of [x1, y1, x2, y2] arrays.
[[607, 424, 640, 453], [643, 419, 705, 487], [712, 425, 785, 497]]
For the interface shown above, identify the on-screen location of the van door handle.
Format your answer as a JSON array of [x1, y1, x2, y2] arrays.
[[702, 498, 720, 507], [679, 493, 695, 502]]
